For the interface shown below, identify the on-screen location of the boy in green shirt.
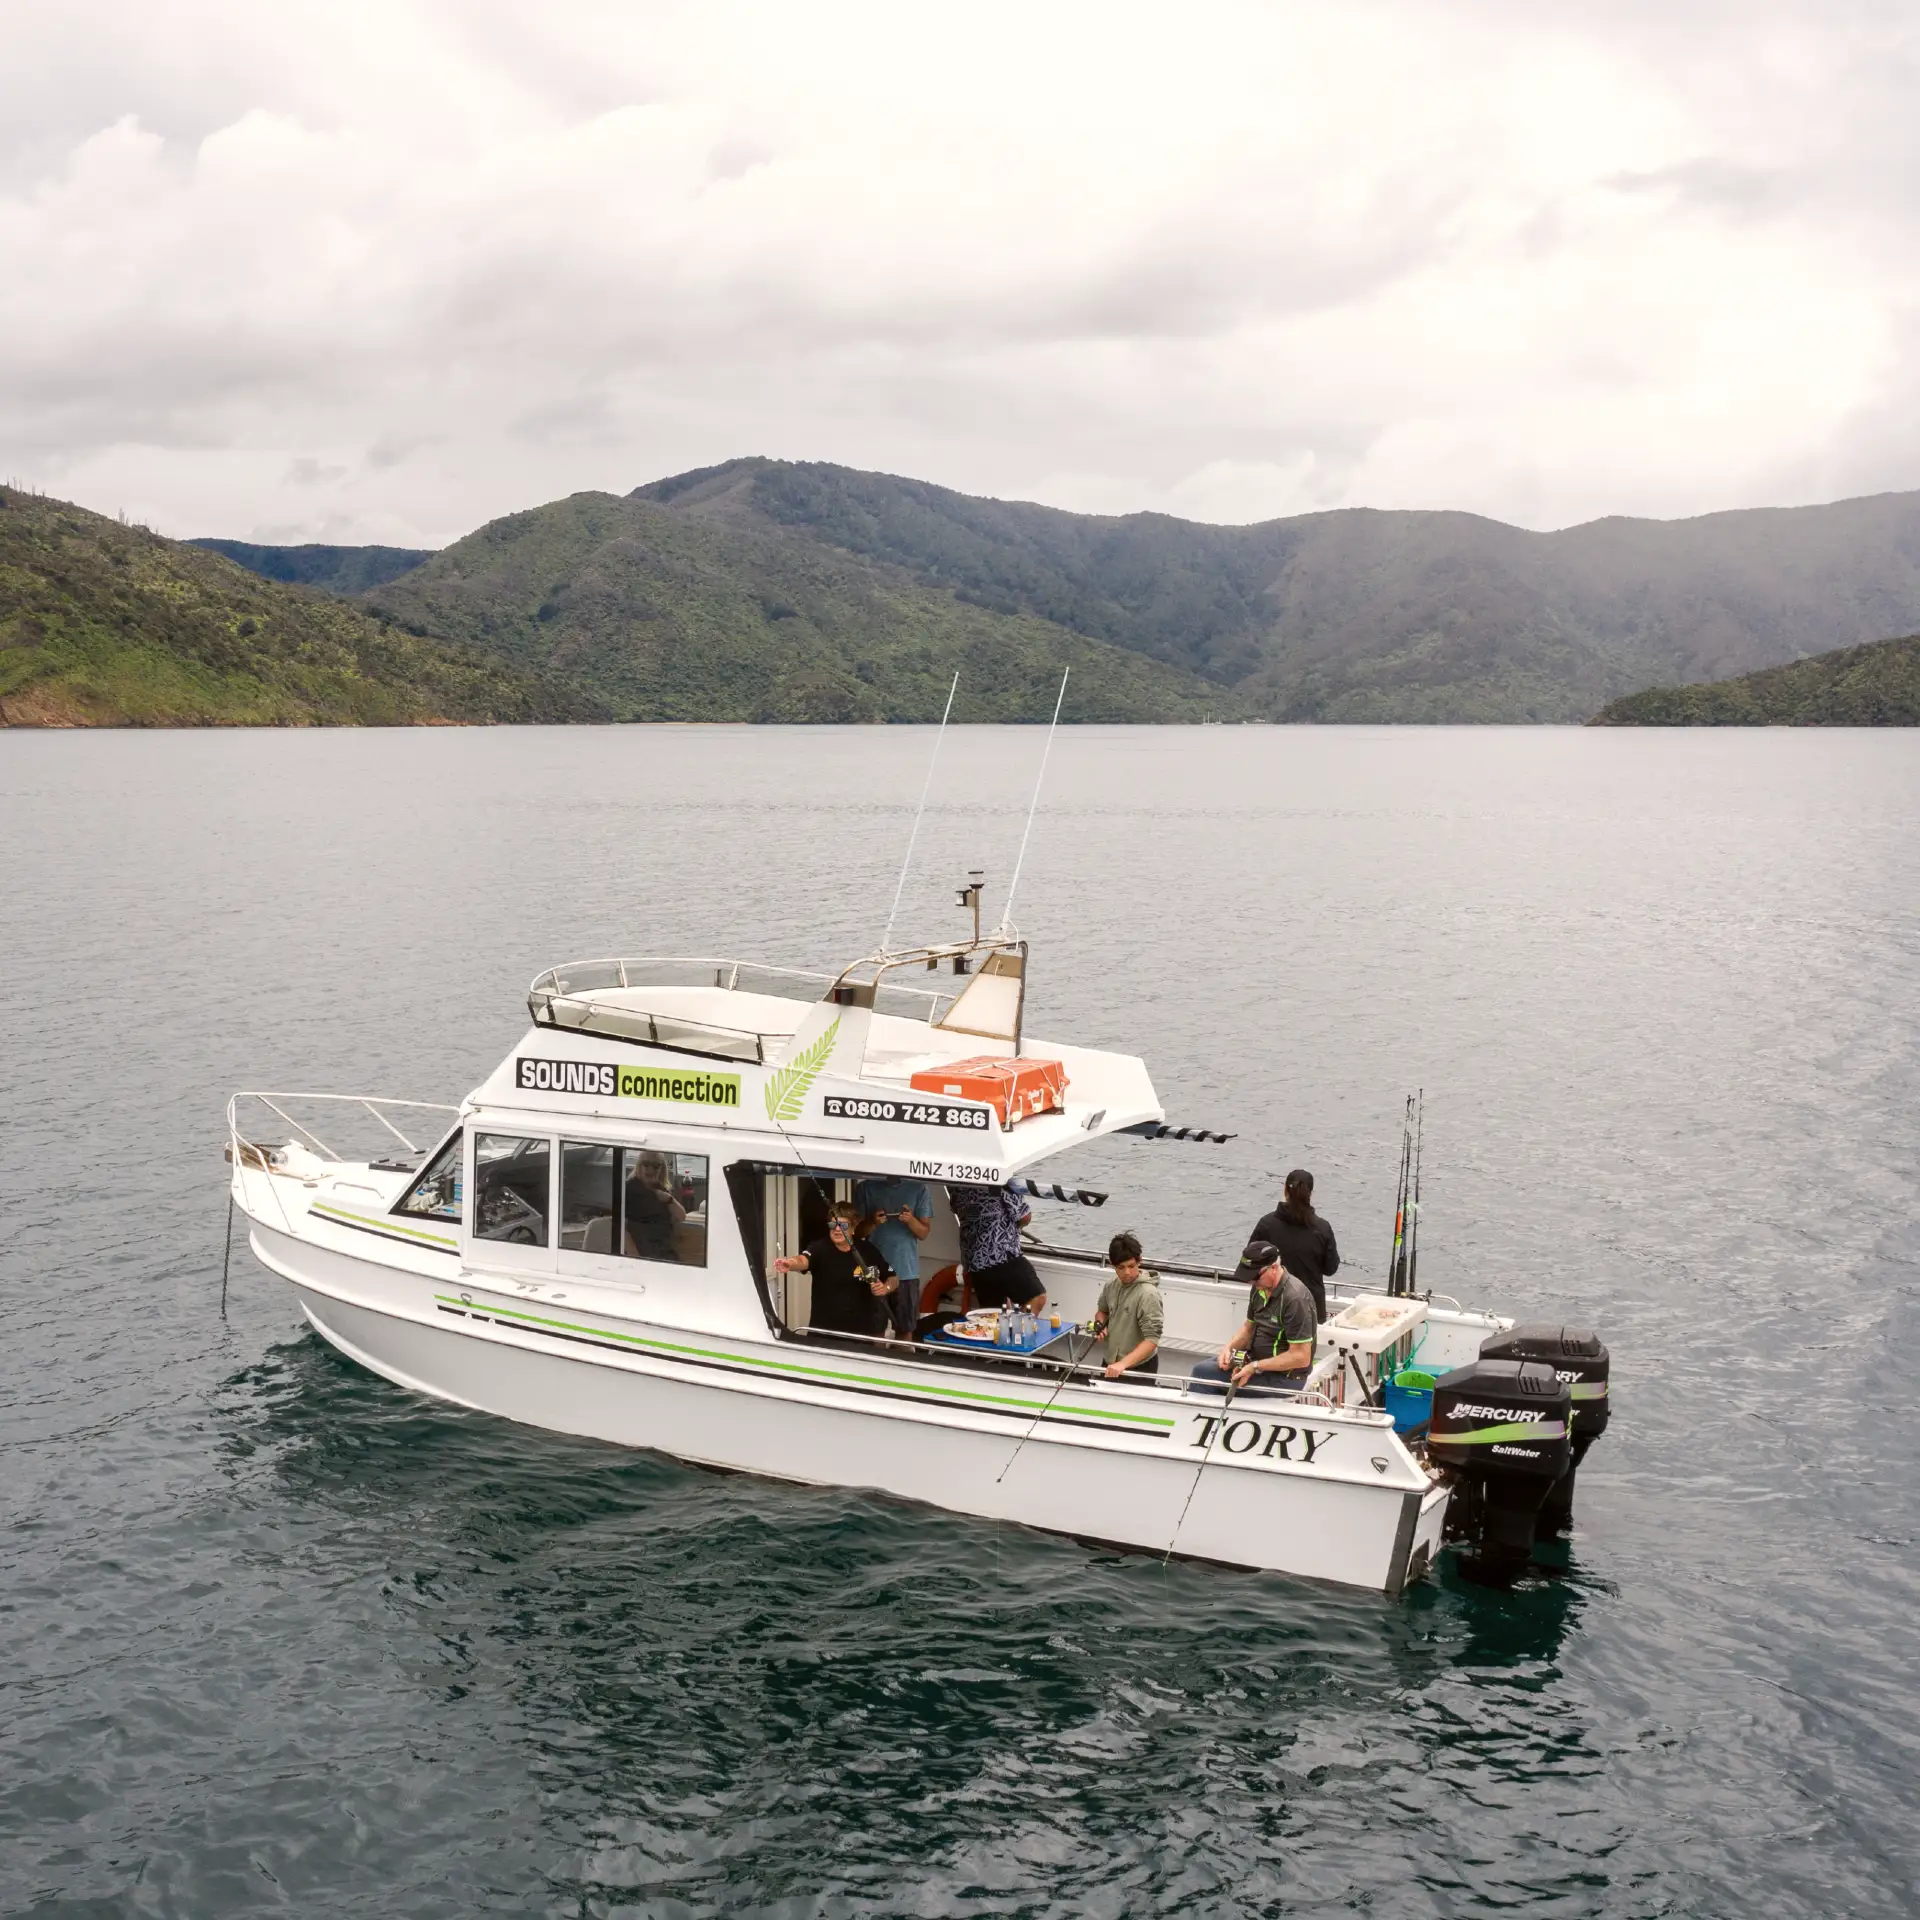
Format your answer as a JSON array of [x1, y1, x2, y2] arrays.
[[1088, 1231, 1164, 1380]]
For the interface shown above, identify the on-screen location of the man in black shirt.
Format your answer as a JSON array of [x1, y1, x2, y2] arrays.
[[1250, 1168, 1339, 1321], [1189, 1241, 1318, 1395], [772, 1204, 898, 1339]]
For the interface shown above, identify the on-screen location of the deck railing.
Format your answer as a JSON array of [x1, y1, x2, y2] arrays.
[[227, 1090, 460, 1163], [778, 1319, 1378, 1417], [528, 957, 961, 1047], [225, 1091, 461, 1235]]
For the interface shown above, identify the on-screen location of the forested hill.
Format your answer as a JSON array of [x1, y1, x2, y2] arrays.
[[632, 460, 1920, 722], [1590, 633, 1920, 725], [190, 538, 431, 595], [363, 490, 1231, 723], [0, 489, 595, 727], [179, 458, 1920, 724]]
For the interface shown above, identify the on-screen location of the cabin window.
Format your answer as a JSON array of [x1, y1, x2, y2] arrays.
[[473, 1134, 552, 1246], [392, 1130, 462, 1221], [560, 1142, 708, 1267]]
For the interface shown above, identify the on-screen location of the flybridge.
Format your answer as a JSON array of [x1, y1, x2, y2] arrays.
[[495, 949, 1166, 1176]]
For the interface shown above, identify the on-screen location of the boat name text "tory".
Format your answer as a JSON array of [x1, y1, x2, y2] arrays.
[[1190, 1415, 1335, 1464], [515, 1057, 743, 1106]]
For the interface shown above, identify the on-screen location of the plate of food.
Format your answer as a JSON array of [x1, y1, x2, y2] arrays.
[[945, 1313, 1000, 1343]]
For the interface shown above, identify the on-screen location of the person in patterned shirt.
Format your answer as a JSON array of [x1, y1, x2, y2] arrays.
[[947, 1181, 1046, 1312]]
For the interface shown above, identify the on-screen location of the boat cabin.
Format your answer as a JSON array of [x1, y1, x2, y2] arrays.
[[243, 952, 1502, 1396]]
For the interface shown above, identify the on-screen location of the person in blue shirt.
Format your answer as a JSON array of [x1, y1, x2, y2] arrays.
[[855, 1174, 932, 1337]]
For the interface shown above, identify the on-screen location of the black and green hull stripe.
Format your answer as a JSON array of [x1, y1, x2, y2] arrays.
[[310, 1201, 458, 1254], [433, 1294, 1176, 1436]]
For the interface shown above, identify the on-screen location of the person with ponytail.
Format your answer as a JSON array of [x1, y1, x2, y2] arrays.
[[1249, 1169, 1339, 1322]]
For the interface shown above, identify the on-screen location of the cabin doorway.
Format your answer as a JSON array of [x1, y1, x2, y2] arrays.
[[725, 1163, 854, 1334]]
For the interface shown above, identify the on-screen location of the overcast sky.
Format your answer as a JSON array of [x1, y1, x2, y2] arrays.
[[4, 0, 1918, 546]]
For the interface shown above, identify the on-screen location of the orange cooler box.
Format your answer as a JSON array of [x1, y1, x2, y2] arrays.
[[909, 1056, 1068, 1127]]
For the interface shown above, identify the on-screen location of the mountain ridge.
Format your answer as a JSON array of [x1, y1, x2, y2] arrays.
[[624, 458, 1920, 720], [190, 538, 433, 596], [362, 486, 1233, 723], [134, 457, 1920, 724], [1590, 631, 1920, 725]]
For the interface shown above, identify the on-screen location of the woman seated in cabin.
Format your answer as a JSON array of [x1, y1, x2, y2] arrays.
[[623, 1150, 686, 1262], [772, 1203, 899, 1340]]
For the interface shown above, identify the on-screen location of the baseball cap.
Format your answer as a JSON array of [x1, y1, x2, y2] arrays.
[[1235, 1239, 1282, 1281]]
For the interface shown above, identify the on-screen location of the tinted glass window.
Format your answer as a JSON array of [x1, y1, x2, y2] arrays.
[[473, 1134, 551, 1246], [559, 1141, 619, 1252], [561, 1143, 708, 1267], [393, 1130, 462, 1220]]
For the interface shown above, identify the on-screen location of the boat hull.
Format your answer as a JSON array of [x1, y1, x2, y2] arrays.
[[252, 1220, 1447, 1594]]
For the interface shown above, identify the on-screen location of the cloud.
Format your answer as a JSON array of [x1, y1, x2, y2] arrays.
[[1, 0, 1917, 543]]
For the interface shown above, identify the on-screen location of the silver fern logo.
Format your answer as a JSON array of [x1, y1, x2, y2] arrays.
[[763, 1016, 841, 1122]]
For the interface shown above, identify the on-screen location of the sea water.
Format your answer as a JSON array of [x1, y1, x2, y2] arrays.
[[2, 723, 1917, 1917]]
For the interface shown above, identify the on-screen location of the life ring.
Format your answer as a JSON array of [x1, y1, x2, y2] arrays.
[[920, 1264, 968, 1315]]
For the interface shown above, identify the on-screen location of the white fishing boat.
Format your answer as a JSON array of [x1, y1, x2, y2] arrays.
[[224, 909, 1612, 1594]]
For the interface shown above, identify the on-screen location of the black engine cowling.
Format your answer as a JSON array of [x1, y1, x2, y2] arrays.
[[1429, 1359, 1572, 1575], [1476, 1324, 1610, 1534]]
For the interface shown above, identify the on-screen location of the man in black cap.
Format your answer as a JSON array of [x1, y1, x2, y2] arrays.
[[1188, 1240, 1318, 1395], [1249, 1169, 1338, 1321]]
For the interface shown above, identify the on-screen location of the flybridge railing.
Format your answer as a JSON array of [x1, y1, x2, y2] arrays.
[[528, 957, 962, 1047]]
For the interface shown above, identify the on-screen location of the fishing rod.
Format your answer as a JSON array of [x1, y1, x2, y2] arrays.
[[1164, 1377, 1240, 1564], [1387, 1093, 1413, 1296], [996, 1329, 1095, 1484], [1406, 1088, 1424, 1298]]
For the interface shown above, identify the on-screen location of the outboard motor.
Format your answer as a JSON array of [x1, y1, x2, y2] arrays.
[[1477, 1325, 1610, 1534], [1429, 1360, 1572, 1578]]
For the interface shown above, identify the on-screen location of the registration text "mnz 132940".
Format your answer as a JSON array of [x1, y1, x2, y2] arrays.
[[821, 1096, 989, 1129], [908, 1158, 1002, 1182]]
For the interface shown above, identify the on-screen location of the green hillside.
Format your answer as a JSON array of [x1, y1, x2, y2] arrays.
[[637, 460, 1920, 722], [142, 458, 1920, 726], [366, 490, 1233, 722], [190, 538, 432, 595], [0, 488, 596, 727], [1591, 632, 1920, 725]]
